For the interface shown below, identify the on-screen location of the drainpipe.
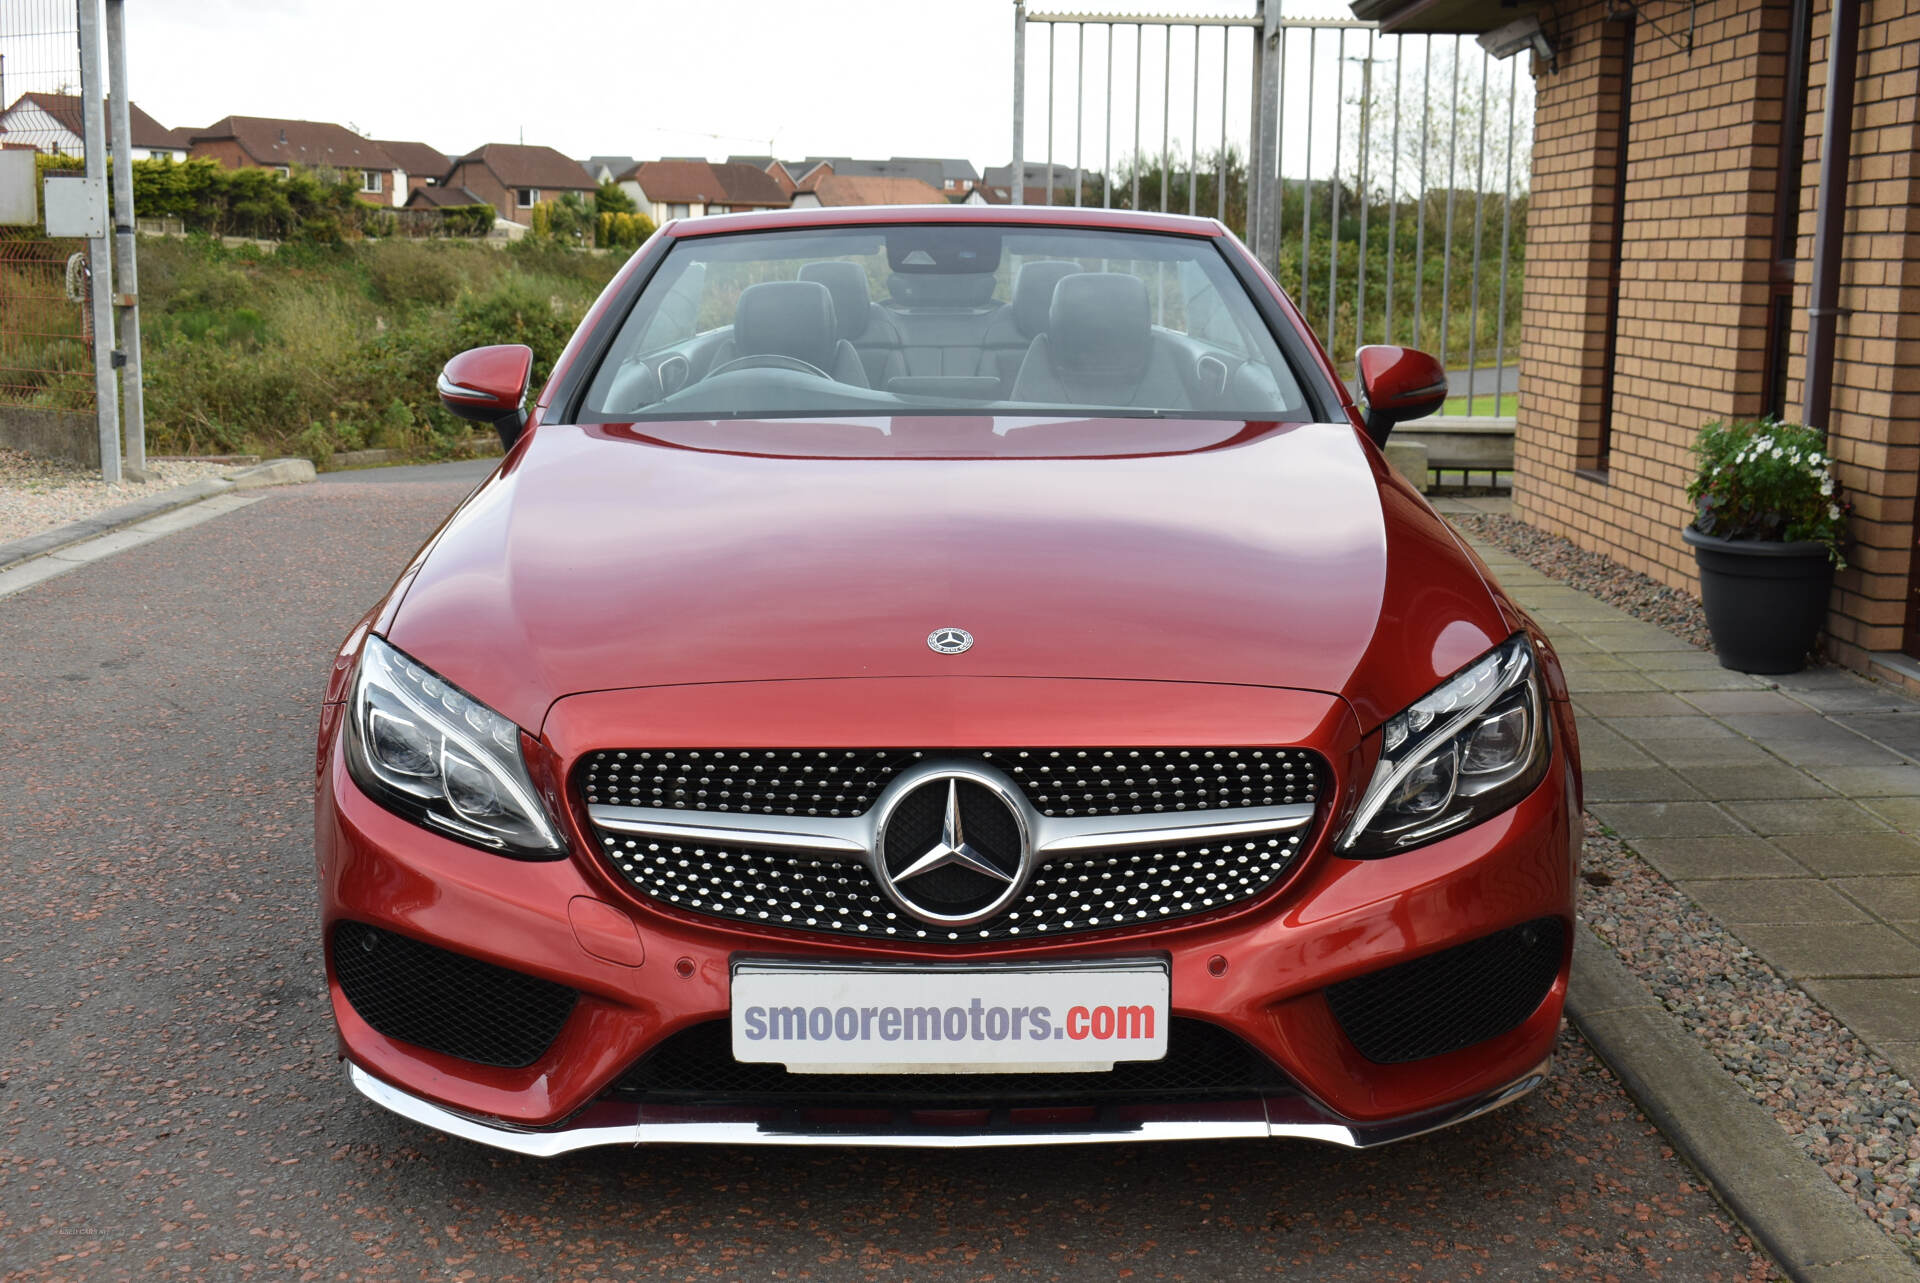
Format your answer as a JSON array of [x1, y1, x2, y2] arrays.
[[1801, 0, 1860, 435]]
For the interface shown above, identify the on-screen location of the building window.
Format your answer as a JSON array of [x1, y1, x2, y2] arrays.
[[517, 188, 538, 208], [362, 169, 382, 193], [274, 165, 290, 178], [667, 203, 690, 219]]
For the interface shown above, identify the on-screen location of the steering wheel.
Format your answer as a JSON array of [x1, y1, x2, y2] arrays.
[[706, 353, 832, 380]]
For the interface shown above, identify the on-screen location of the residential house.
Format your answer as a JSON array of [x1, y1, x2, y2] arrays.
[[1349, 0, 1920, 680], [372, 140, 451, 201], [403, 184, 488, 211], [789, 174, 948, 208], [0, 92, 191, 160], [190, 116, 402, 202], [443, 143, 598, 224], [617, 160, 788, 221], [979, 162, 1084, 204], [579, 154, 637, 186]]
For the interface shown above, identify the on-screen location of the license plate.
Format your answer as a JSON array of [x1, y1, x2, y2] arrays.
[[731, 958, 1170, 1074]]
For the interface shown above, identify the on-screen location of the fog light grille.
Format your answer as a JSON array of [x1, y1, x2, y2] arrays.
[[1325, 918, 1566, 1064], [331, 921, 577, 1069]]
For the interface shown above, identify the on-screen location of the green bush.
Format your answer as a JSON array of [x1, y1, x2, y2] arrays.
[[1688, 419, 1849, 567], [452, 279, 578, 382], [367, 240, 460, 306]]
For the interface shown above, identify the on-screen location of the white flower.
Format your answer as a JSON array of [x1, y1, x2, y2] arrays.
[[1829, 503, 1841, 521], [1820, 476, 1834, 496]]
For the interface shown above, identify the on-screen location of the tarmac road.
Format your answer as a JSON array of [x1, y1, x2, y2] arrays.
[[0, 464, 1778, 1281]]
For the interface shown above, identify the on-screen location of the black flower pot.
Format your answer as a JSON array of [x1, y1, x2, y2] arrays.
[[1683, 527, 1835, 674]]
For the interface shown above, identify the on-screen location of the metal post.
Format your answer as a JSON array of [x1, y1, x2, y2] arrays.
[[1047, 22, 1057, 206], [1160, 23, 1170, 211], [1012, 1, 1026, 205], [1272, 19, 1287, 264], [1133, 23, 1143, 210], [1328, 33, 1344, 346], [1493, 58, 1516, 417], [77, 0, 119, 483], [1299, 31, 1315, 310], [1464, 50, 1489, 412], [1188, 24, 1200, 215], [106, 0, 143, 477], [1413, 36, 1431, 347], [1355, 38, 1373, 353], [1073, 22, 1084, 205], [1384, 39, 1402, 343], [1218, 27, 1230, 223], [1803, 0, 1861, 434], [1438, 37, 1460, 364], [1252, 4, 1280, 263], [1104, 23, 1114, 207]]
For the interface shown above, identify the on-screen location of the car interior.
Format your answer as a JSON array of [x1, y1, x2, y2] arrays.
[[583, 227, 1311, 421]]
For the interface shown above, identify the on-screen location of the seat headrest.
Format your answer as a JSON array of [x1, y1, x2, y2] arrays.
[[798, 262, 872, 341], [733, 280, 837, 371], [1049, 273, 1152, 376], [886, 272, 998, 308], [1011, 260, 1080, 338]]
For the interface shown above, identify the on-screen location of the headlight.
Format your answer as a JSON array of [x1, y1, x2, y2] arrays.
[[1339, 634, 1551, 857], [344, 635, 565, 859]]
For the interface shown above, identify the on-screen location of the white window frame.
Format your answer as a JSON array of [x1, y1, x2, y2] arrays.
[[361, 169, 382, 193], [274, 165, 290, 178], [517, 188, 538, 209]]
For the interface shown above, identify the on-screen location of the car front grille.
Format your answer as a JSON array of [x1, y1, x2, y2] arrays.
[[594, 827, 1309, 943], [579, 746, 1320, 818], [610, 1018, 1295, 1108], [1324, 917, 1567, 1064], [330, 921, 578, 1068]]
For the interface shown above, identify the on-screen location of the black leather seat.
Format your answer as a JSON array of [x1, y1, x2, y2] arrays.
[[975, 260, 1079, 396], [798, 261, 906, 387], [713, 280, 870, 387], [1009, 273, 1190, 409]]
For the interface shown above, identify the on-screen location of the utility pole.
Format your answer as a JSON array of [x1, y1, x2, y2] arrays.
[[106, 0, 145, 478], [76, 0, 120, 483], [1012, 0, 1026, 204]]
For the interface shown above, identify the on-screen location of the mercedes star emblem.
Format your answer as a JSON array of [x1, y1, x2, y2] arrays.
[[872, 764, 1032, 926], [927, 627, 974, 655]]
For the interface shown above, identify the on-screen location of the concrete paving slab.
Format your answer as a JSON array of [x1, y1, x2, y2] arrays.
[[1573, 626, 1703, 653], [1781, 684, 1917, 715], [1773, 666, 1882, 691], [1644, 737, 1787, 768], [1682, 689, 1819, 716], [1803, 763, 1920, 797], [1590, 800, 1748, 839], [1600, 714, 1739, 740], [1641, 667, 1784, 692], [1835, 713, 1920, 760], [1832, 877, 1920, 921], [1558, 652, 1632, 673], [1621, 648, 1728, 671], [1565, 670, 1662, 694], [1629, 837, 1811, 881], [1668, 764, 1835, 800], [1572, 692, 1699, 717], [1718, 714, 1906, 766], [1722, 798, 1892, 836], [1583, 768, 1703, 802], [1859, 796, 1920, 832], [1730, 923, 1920, 978], [1769, 833, 1920, 877], [1678, 878, 1874, 926], [1875, 1041, 1920, 1082], [1796, 979, 1920, 1044], [1544, 635, 1603, 655]]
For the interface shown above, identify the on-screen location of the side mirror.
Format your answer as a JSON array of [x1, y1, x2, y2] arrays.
[[438, 344, 534, 451], [1355, 345, 1448, 447]]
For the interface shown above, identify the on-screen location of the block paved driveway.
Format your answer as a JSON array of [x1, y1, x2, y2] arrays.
[[0, 464, 1777, 1281]]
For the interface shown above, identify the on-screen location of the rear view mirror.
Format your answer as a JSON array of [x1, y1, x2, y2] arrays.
[[438, 345, 534, 451], [1355, 345, 1448, 447]]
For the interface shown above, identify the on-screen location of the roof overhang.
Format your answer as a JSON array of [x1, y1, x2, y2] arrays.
[[1348, 0, 1542, 35]]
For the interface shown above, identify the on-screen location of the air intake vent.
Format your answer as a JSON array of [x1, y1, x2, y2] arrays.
[[331, 921, 577, 1069], [1325, 918, 1566, 1064]]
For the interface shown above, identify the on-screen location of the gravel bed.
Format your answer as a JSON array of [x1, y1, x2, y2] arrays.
[[0, 449, 232, 545], [1579, 815, 1920, 1262], [1454, 512, 1712, 649]]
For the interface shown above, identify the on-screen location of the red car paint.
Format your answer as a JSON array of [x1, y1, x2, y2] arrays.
[[316, 205, 1578, 1146]]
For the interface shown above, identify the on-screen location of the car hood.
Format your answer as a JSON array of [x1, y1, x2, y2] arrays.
[[385, 418, 1509, 735]]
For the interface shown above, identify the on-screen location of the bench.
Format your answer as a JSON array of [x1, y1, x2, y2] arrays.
[[1384, 416, 1517, 492]]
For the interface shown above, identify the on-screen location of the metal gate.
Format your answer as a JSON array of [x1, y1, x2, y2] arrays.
[[0, 227, 94, 411], [1010, 2, 1531, 417]]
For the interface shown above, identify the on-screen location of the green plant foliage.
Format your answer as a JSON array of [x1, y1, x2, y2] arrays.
[[596, 210, 655, 249], [127, 236, 620, 462], [1687, 419, 1849, 567], [594, 179, 638, 216], [128, 155, 399, 241]]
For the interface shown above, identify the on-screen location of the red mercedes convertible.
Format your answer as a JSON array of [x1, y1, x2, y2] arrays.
[[315, 204, 1580, 1154]]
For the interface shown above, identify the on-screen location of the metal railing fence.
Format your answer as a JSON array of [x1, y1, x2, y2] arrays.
[[1011, 2, 1531, 415]]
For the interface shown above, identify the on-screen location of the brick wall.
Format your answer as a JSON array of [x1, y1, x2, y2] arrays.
[[1513, 0, 1920, 669]]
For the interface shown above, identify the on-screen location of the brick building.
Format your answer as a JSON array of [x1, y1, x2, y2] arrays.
[[190, 116, 407, 205], [444, 143, 598, 225], [1354, 0, 1920, 680]]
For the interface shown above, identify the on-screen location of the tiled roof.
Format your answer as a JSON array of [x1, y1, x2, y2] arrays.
[[191, 116, 396, 169], [623, 160, 788, 207], [372, 140, 450, 181], [2, 92, 190, 150], [452, 143, 596, 191], [801, 175, 949, 206]]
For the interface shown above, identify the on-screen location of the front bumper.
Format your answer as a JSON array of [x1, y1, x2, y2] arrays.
[[317, 679, 1579, 1153]]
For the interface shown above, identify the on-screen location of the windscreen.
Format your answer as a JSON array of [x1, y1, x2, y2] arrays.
[[579, 225, 1315, 422]]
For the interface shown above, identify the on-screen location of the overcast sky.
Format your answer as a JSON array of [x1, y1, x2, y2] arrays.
[[105, 0, 1521, 185]]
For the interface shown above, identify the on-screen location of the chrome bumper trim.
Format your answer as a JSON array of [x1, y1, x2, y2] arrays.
[[345, 1055, 1552, 1156]]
